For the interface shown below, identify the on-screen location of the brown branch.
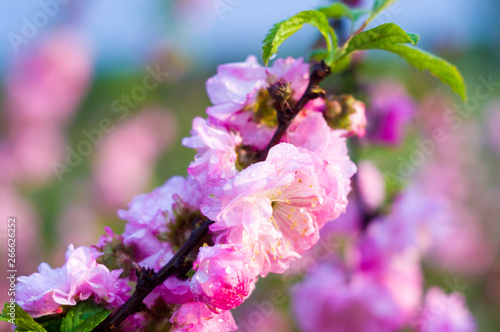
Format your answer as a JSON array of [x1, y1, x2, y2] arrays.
[[93, 220, 214, 331], [257, 61, 331, 162]]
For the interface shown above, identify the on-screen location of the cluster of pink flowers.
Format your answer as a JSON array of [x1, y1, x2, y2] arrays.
[[15, 55, 478, 332], [16, 56, 360, 330]]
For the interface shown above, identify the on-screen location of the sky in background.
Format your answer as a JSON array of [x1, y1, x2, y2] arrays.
[[0, 0, 498, 75]]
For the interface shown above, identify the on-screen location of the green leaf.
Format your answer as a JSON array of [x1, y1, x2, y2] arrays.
[[262, 10, 337, 65], [318, 3, 353, 19], [0, 302, 47, 331], [371, 0, 398, 18], [373, 44, 466, 100], [318, 3, 369, 21], [309, 49, 329, 62], [346, 23, 419, 53], [331, 55, 352, 73], [35, 314, 64, 332], [60, 302, 111, 332]]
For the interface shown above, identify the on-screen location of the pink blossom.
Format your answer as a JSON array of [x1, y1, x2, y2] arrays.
[[190, 244, 258, 310], [17, 245, 130, 318], [205, 143, 353, 275], [205, 56, 309, 149], [16, 263, 71, 317], [284, 112, 356, 207], [292, 263, 403, 332], [118, 175, 201, 236], [170, 302, 237, 332], [413, 288, 476, 332], [64, 245, 130, 307], [182, 117, 242, 188], [365, 80, 415, 145]]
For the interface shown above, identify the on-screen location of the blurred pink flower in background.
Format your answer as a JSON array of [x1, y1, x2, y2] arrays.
[[0, 186, 41, 307], [55, 196, 99, 264], [417, 95, 496, 275], [235, 307, 292, 332], [365, 80, 415, 145], [3, 124, 66, 185], [425, 209, 496, 276], [413, 287, 477, 332], [356, 160, 386, 212], [484, 99, 500, 154], [292, 262, 403, 332], [4, 29, 92, 126], [1, 29, 92, 185], [93, 108, 178, 209]]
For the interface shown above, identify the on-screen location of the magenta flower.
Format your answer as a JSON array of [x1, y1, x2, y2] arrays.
[[190, 244, 258, 310], [365, 80, 415, 145], [17, 245, 130, 318], [170, 302, 237, 332]]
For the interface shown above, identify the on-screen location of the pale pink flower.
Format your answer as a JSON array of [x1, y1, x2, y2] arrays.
[[170, 302, 237, 332], [17, 245, 130, 318], [64, 245, 130, 306], [413, 287, 476, 332], [292, 263, 403, 332], [118, 175, 201, 236], [284, 112, 356, 210], [182, 117, 242, 188], [16, 263, 71, 317], [205, 143, 353, 275], [190, 244, 258, 310], [205, 56, 310, 149]]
